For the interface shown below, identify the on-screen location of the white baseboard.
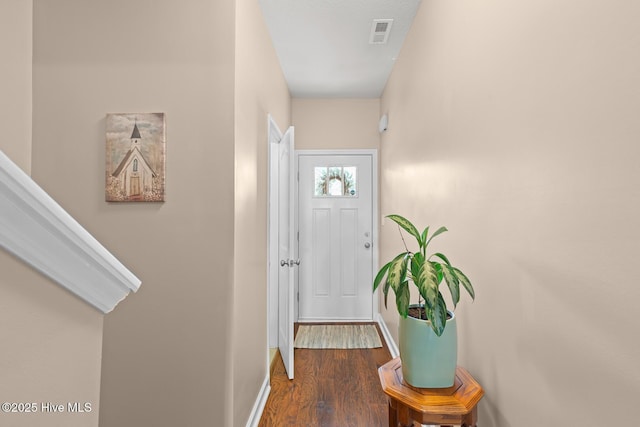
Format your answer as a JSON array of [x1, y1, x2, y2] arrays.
[[245, 376, 270, 427], [376, 313, 399, 358]]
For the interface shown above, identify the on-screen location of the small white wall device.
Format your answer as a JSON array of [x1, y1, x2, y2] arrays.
[[378, 114, 388, 133]]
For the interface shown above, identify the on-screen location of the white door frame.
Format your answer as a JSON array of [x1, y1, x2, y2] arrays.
[[294, 149, 379, 322], [267, 115, 282, 351]]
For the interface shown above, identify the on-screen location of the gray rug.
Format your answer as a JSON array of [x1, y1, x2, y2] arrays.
[[294, 324, 383, 349]]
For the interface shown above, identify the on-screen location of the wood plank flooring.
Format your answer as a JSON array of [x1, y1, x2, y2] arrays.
[[259, 323, 393, 427]]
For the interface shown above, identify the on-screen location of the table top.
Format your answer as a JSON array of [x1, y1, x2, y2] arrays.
[[378, 357, 484, 415]]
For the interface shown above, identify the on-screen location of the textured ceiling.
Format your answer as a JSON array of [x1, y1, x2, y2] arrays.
[[259, 0, 421, 98]]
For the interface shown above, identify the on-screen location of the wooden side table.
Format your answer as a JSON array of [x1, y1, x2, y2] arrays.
[[378, 358, 484, 427]]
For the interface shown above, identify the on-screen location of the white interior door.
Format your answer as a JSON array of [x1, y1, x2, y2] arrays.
[[277, 127, 295, 379], [297, 152, 375, 321]]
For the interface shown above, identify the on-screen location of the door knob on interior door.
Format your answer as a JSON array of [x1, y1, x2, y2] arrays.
[[364, 242, 371, 249], [281, 259, 300, 267]]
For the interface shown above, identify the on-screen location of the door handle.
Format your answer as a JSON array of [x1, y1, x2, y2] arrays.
[[280, 259, 300, 267], [364, 242, 371, 249]]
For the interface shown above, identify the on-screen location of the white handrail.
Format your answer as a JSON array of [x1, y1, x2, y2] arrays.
[[0, 150, 141, 313]]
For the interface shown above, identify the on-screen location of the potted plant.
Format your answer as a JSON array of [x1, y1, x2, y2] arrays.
[[374, 214, 475, 388]]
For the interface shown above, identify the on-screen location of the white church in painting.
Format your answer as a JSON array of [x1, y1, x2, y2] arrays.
[[111, 122, 156, 199]]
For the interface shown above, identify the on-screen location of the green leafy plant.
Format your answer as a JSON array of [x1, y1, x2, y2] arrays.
[[373, 215, 475, 336]]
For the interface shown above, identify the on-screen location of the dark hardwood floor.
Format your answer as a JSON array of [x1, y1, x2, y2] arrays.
[[259, 323, 393, 427]]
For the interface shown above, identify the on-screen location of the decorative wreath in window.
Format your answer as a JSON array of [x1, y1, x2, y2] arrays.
[[316, 167, 356, 196]]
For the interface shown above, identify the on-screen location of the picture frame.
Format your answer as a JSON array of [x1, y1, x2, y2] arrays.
[[105, 113, 166, 202]]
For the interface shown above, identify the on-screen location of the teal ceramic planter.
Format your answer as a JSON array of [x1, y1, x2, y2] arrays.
[[398, 305, 457, 388]]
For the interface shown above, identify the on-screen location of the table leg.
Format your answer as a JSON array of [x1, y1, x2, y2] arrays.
[[388, 402, 398, 427], [387, 402, 414, 427], [466, 405, 478, 426]]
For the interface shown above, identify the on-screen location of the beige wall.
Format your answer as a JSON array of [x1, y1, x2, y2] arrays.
[[0, 0, 32, 173], [292, 98, 380, 150], [0, 253, 104, 427], [0, 3, 103, 427], [233, 0, 290, 425], [32, 1, 236, 426], [380, 0, 640, 425]]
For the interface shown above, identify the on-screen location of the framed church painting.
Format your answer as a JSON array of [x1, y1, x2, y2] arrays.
[[105, 113, 166, 202]]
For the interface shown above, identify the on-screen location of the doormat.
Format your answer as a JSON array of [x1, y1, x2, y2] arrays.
[[294, 324, 382, 349]]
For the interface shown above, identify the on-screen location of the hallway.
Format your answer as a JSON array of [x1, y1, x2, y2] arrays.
[[259, 324, 393, 427]]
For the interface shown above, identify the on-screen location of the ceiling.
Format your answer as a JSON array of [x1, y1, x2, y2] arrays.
[[259, 0, 422, 98]]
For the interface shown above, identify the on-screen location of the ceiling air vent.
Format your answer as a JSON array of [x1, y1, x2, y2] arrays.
[[369, 19, 393, 44]]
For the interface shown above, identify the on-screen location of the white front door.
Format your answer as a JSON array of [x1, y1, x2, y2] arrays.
[[297, 152, 375, 321]]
